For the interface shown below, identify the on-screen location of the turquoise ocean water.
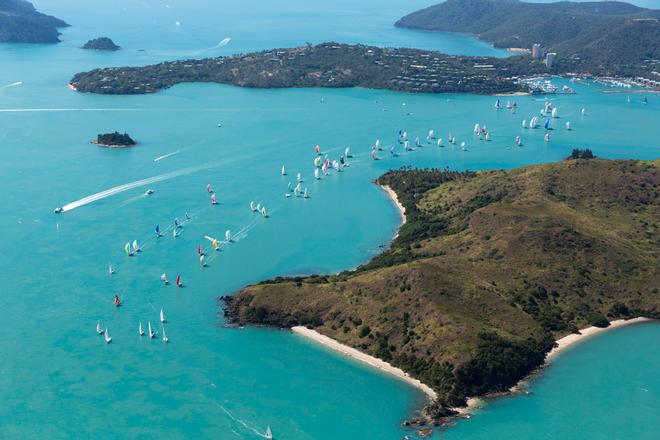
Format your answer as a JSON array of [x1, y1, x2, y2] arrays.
[[0, 0, 658, 438]]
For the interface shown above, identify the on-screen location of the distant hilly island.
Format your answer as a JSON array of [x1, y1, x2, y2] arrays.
[[0, 0, 67, 43], [397, 0, 660, 75]]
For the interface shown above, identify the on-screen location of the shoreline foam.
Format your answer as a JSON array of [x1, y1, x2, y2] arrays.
[[292, 326, 437, 401]]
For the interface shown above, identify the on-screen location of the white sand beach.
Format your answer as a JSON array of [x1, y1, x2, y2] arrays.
[[380, 185, 406, 233], [292, 326, 437, 401]]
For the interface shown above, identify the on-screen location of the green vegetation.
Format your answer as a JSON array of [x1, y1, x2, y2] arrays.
[[224, 158, 660, 416], [568, 148, 595, 160], [82, 37, 120, 51], [396, 0, 660, 78], [0, 0, 68, 43], [69, 42, 531, 95], [95, 132, 136, 147]]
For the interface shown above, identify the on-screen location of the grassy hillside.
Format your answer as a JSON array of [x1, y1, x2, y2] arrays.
[[225, 158, 659, 414], [0, 0, 68, 43], [396, 0, 660, 77]]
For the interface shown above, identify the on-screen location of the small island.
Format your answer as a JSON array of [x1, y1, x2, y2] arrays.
[[81, 37, 120, 51], [94, 132, 136, 148]]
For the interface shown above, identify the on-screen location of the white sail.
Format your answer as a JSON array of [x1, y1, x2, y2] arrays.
[[105, 328, 112, 343], [149, 321, 155, 338], [265, 426, 272, 440], [375, 139, 381, 149], [566, 121, 571, 130], [200, 254, 206, 266], [132, 240, 139, 252], [160, 308, 165, 323], [97, 321, 103, 334], [581, 108, 586, 116], [345, 147, 351, 157], [162, 327, 169, 343], [281, 165, 286, 176], [261, 206, 267, 217], [461, 141, 467, 151], [314, 168, 321, 180], [474, 123, 480, 134], [108, 264, 114, 275], [173, 228, 178, 238], [304, 188, 309, 198], [522, 119, 527, 128], [250, 201, 256, 211], [437, 138, 443, 147], [429, 129, 435, 138], [139, 321, 144, 336], [551, 107, 558, 118], [296, 172, 302, 183], [404, 140, 410, 150]]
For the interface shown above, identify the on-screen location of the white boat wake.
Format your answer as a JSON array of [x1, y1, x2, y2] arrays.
[[0, 81, 23, 90], [0, 108, 144, 113], [154, 148, 188, 162], [60, 163, 220, 212]]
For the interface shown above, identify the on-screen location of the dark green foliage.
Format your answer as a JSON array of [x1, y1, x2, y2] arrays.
[[396, 0, 660, 77], [394, 355, 459, 404], [608, 302, 632, 318], [0, 0, 68, 43], [358, 325, 371, 338], [96, 131, 136, 146], [586, 311, 610, 328], [70, 43, 524, 95], [82, 37, 120, 51], [456, 332, 555, 396], [568, 149, 595, 160]]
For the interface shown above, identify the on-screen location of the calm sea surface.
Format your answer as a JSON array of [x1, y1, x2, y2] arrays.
[[0, 1, 658, 438]]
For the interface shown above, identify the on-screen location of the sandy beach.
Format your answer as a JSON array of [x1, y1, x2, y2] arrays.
[[292, 326, 437, 401], [379, 185, 406, 235], [546, 317, 653, 362]]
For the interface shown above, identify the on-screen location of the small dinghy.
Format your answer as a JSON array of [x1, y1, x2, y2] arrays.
[[304, 188, 309, 199], [544, 133, 550, 142], [551, 107, 558, 118], [428, 129, 435, 139], [281, 165, 286, 176], [125, 242, 134, 257], [145, 189, 154, 195], [200, 254, 207, 267], [160, 308, 166, 323], [494, 99, 501, 109], [211, 194, 218, 205], [404, 140, 411, 151], [132, 240, 140, 253], [250, 201, 257, 212], [108, 264, 115, 275], [581, 108, 587, 116], [139, 321, 145, 336], [206, 184, 213, 193], [474, 123, 480, 134], [314, 168, 321, 180], [225, 230, 231, 242], [516, 135, 523, 147], [97, 321, 104, 335], [375, 139, 382, 150], [345, 147, 352, 158], [261, 206, 268, 217], [265, 426, 273, 440], [162, 326, 169, 343], [104, 328, 112, 344], [371, 148, 376, 160], [437, 138, 443, 147], [155, 225, 162, 237], [149, 321, 155, 338], [297, 172, 302, 183], [461, 141, 468, 151], [566, 121, 571, 130], [522, 119, 528, 128], [54, 207, 63, 214], [161, 273, 169, 285], [176, 274, 183, 288]]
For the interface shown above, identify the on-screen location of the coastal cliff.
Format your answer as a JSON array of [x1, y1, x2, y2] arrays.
[[0, 0, 68, 43], [224, 158, 660, 418]]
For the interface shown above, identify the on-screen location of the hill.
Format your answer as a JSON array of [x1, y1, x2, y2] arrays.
[[224, 158, 659, 418], [396, 0, 660, 77], [82, 37, 119, 51], [0, 0, 68, 43]]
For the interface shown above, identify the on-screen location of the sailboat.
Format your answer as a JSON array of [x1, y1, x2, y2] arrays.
[[139, 321, 144, 336], [265, 426, 273, 440], [211, 194, 218, 205], [97, 321, 104, 335], [303, 188, 309, 199], [176, 274, 183, 287], [261, 206, 268, 217], [108, 263, 115, 275], [250, 201, 257, 212], [345, 147, 352, 158], [104, 328, 112, 344], [294, 182, 302, 195], [314, 168, 321, 180], [162, 326, 169, 343], [297, 173, 302, 183], [213, 238, 218, 251], [200, 254, 207, 267], [566, 121, 571, 130], [161, 273, 169, 285], [375, 139, 382, 150], [437, 138, 443, 147], [485, 132, 490, 142], [428, 129, 435, 139], [404, 140, 410, 151], [551, 107, 558, 118], [581, 108, 586, 116], [225, 230, 231, 242], [160, 308, 165, 323], [474, 123, 480, 134], [149, 321, 155, 338], [281, 165, 286, 176], [461, 141, 467, 151], [544, 119, 551, 130], [206, 184, 213, 193], [516, 135, 523, 147], [494, 99, 501, 109], [544, 133, 550, 142], [522, 119, 528, 128], [132, 240, 140, 253], [125, 242, 134, 256]]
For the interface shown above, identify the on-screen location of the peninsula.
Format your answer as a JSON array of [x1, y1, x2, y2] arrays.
[[224, 158, 660, 424], [94, 132, 136, 148], [82, 37, 120, 51], [0, 0, 68, 43], [396, 0, 660, 78], [69, 42, 533, 95]]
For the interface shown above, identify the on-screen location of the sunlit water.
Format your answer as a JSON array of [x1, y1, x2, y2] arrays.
[[0, 1, 658, 438]]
